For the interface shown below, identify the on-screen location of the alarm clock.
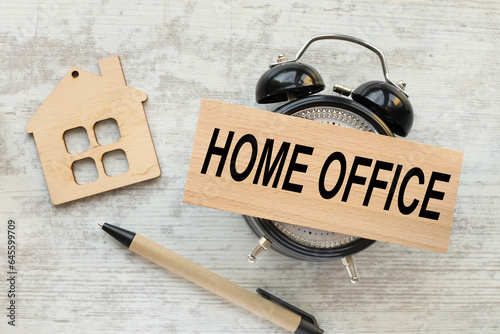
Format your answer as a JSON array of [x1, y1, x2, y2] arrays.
[[245, 34, 414, 283]]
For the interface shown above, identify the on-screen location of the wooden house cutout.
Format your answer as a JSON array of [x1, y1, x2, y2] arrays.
[[26, 56, 161, 205]]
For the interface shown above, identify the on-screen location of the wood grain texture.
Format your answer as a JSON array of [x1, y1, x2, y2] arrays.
[[26, 56, 161, 205], [184, 100, 463, 253], [0, 1, 499, 333]]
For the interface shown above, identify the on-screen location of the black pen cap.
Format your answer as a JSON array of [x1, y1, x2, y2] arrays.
[[101, 223, 136, 248]]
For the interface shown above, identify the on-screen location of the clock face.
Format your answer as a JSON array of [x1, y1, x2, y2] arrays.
[[291, 106, 380, 132], [272, 106, 380, 248]]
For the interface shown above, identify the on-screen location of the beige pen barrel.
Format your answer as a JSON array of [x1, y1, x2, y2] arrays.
[[130, 234, 302, 332]]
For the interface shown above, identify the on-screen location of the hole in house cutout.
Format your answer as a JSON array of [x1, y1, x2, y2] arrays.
[[72, 71, 79, 78], [64, 127, 90, 154], [72, 158, 99, 185], [102, 149, 129, 176], [94, 118, 121, 146]]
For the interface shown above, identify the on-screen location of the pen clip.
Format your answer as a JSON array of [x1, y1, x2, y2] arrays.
[[257, 288, 324, 334]]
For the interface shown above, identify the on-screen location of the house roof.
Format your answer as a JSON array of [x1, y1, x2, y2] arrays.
[[26, 56, 147, 134]]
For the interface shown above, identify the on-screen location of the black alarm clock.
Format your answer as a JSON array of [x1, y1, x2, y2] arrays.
[[245, 34, 414, 283]]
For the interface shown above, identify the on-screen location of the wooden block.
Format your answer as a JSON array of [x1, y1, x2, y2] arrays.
[[183, 100, 464, 253], [26, 56, 161, 205]]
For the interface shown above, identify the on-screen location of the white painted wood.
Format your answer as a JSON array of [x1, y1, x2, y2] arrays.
[[0, 1, 499, 333]]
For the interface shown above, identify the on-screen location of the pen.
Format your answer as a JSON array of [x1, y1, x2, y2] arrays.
[[99, 223, 324, 334]]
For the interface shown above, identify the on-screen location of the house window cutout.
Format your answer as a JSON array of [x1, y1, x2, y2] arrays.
[[94, 118, 121, 146], [72, 158, 99, 185], [64, 127, 90, 154], [102, 149, 129, 176]]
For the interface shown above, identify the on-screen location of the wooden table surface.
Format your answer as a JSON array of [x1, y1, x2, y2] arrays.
[[1, 1, 499, 333]]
